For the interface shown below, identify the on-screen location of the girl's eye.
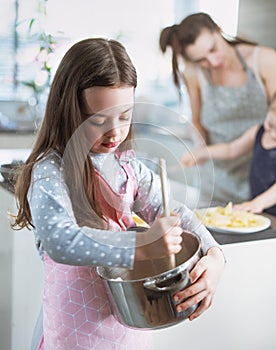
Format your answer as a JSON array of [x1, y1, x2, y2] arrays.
[[120, 112, 132, 121], [89, 117, 106, 126]]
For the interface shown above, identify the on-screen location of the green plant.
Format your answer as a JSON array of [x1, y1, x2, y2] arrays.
[[20, 0, 60, 101], [21, 31, 57, 95]]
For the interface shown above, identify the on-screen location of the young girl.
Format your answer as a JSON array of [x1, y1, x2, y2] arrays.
[[13, 38, 225, 349], [182, 105, 276, 215]]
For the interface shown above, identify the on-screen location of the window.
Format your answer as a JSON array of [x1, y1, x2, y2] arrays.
[[0, 0, 17, 99], [0, 0, 239, 111], [0, 0, 176, 102]]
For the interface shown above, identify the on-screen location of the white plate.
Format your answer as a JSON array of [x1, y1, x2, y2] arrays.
[[195, 207, 271, 234]]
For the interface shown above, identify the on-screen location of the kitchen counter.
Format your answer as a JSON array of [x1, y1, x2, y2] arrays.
[[210, 213, 276, 245], [153, 237, 276, 350], [0, 128, 35, 134], [0, 180, 14, 193], [1, 148, 275, 245], [2, 171, 275, 244], [0, 135, 35, 149], [0, 149, 31, 193]]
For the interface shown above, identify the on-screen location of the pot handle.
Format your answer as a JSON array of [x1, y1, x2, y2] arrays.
[[143, 270, 190, 294]]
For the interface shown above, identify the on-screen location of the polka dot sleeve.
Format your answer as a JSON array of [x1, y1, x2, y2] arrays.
[[27, 154, 136, 268]]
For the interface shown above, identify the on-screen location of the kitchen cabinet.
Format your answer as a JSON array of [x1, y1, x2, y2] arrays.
[[0, 186, 43, 350], [0, 139, 42, 350], [0, 186, 13, 350], [153, 238, 276, 350], [2, 218, 275, 350]]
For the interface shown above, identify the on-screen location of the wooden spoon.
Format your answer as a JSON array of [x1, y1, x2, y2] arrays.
[[158, 158, 176, 269]]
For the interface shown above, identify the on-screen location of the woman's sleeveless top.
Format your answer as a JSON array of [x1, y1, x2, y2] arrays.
[[249, 126, 276, 216], [197, 46, 268, 205]]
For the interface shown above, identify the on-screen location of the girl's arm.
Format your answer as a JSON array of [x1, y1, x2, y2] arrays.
[[133, 159, 222, 254], [182, 124, 259, 167], [28, 156, 137, 268], [234, 183, 276, 213], [30, 154, 184, 267]]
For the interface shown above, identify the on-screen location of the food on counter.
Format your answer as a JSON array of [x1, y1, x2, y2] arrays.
[[132, 213, 150, 228], [194, 202, 266, 229]]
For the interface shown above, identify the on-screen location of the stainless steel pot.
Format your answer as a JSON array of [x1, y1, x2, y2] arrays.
[[96, 230, 201, 330]]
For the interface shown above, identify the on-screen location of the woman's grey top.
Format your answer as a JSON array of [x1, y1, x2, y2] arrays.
[[197, 46, 268, 205], [27, 151, 220, 268]]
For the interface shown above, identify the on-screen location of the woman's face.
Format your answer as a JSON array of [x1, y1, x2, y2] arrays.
[[184, 29, 229, 69], [82, 85, 134, 154]]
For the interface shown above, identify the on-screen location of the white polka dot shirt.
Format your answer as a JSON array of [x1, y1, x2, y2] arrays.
[[27, 151, 220, 268]]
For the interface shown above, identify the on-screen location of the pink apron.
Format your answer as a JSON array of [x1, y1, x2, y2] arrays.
[[39, 151, 153, 349]]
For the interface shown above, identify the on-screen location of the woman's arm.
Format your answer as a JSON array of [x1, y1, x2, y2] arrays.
[[259, 46, 276, 101], [184, 64, 208, 142], [234, 183, 276, 213]]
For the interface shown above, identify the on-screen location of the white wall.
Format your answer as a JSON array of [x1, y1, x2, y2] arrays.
[[238, 0, 276, 47]]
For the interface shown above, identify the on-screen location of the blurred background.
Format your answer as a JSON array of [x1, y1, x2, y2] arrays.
[[1, 0, 275, 121], [0, 0, 276, 349]]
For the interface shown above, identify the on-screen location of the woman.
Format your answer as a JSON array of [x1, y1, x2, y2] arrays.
[[160, 12, 276, 205]]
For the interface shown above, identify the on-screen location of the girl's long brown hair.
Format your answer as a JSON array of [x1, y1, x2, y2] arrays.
[[159, 12, 257, 93], [12, 38, 137, 230]]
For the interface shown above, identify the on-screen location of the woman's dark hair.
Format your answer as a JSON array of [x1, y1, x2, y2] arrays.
[[13, 38, 137, 229], [159, 12, 256, 92]]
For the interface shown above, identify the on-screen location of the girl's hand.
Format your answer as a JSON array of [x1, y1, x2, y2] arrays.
[[234, 200, 264, 214], [135, 213, 183, 261], [181, 148, 208, 167], [181, 152, 197, 167], [234, 184, 276, 213], [173, 247, 225, 321]]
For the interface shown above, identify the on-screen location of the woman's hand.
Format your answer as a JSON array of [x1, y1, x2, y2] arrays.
[[173, 246, 225, 321], [135, 213, 183, 261]]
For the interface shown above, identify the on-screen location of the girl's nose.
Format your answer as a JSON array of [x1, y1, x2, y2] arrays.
[[104, 123, 120, 137]]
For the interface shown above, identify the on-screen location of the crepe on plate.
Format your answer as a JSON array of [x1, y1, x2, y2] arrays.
[[194, 202, 267, 229]]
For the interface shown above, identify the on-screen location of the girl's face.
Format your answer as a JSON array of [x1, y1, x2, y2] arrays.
[[184, 29, 229, 69], [264, 109, 276, 141], [82, 86, 134, 154]]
